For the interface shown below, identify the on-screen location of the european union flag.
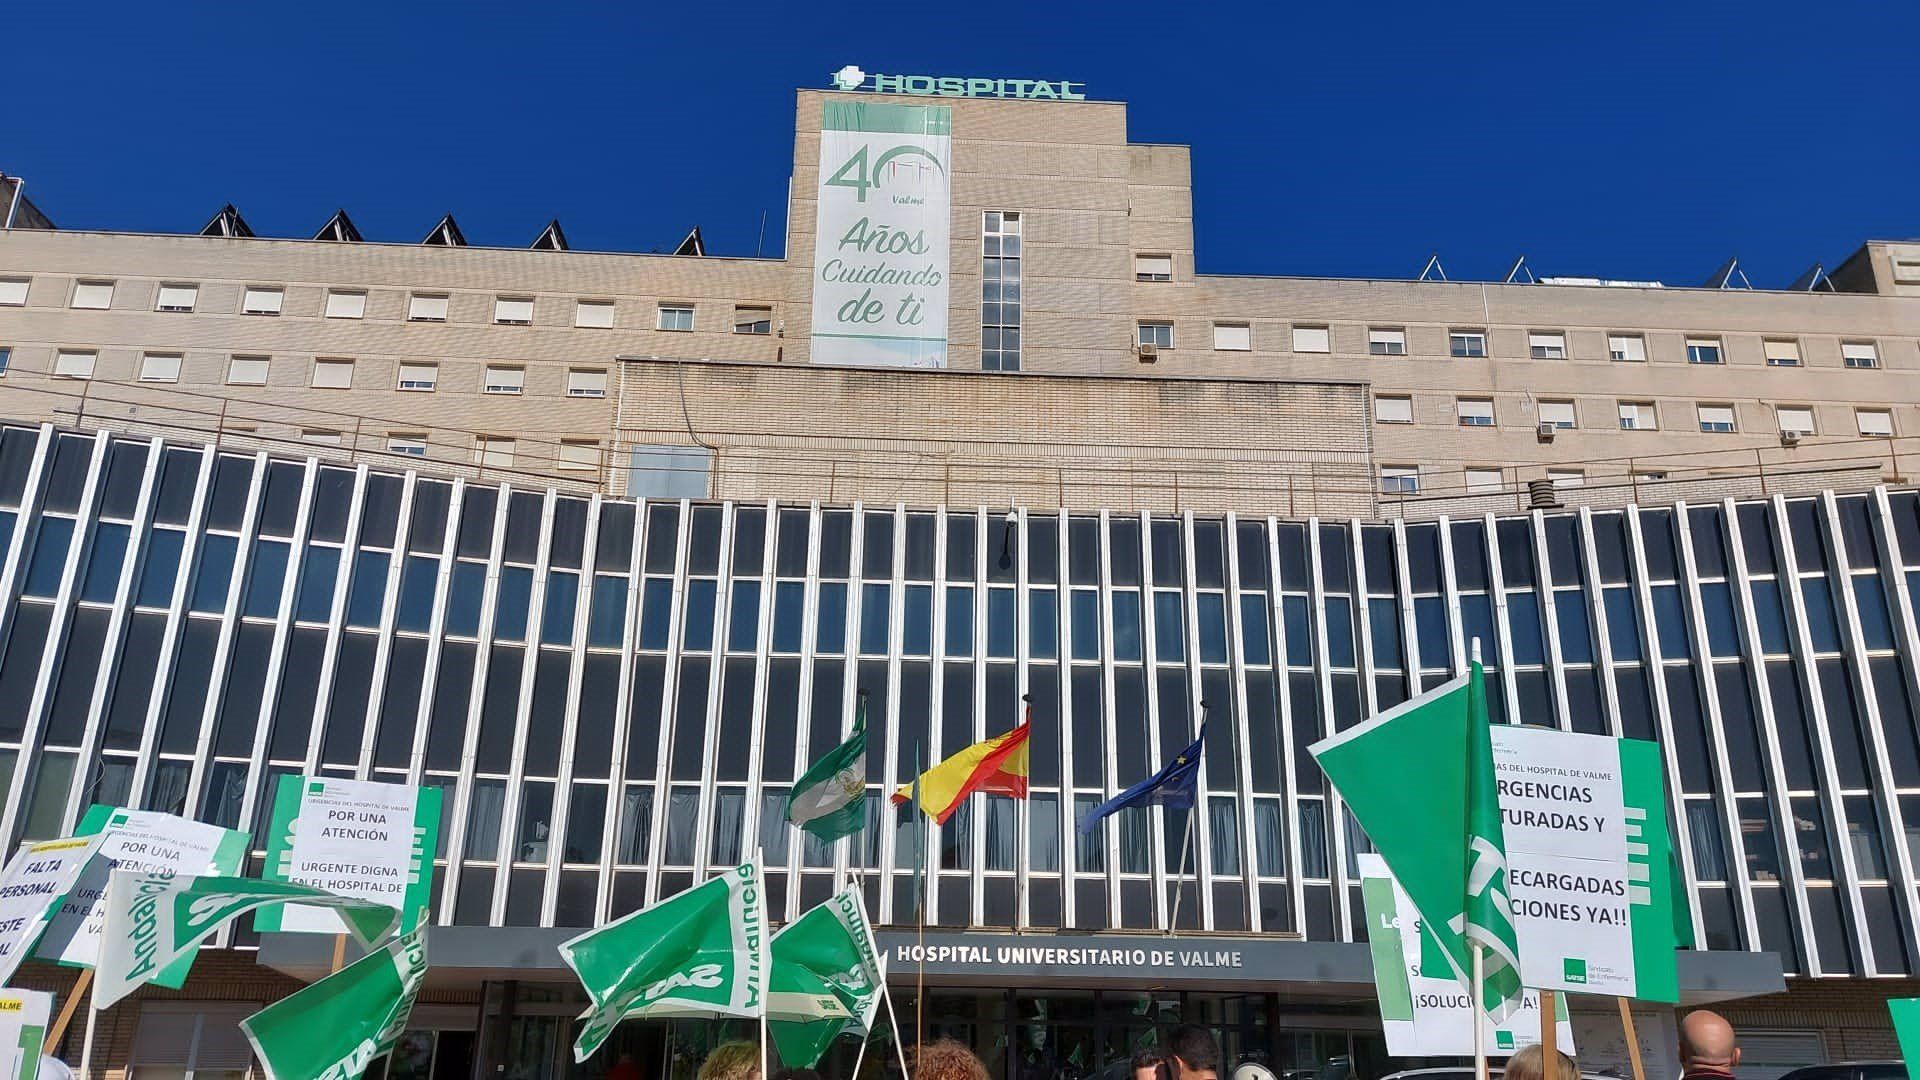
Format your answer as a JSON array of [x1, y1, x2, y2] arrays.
[[1076, 724, 1205, 834]]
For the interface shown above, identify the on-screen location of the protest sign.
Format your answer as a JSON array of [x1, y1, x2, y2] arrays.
[[0, 989, 51, 1080], [0, 836, 103, 986], [256, 776, 441, 935], [768, 887, 886, 1068], [243, 922, 428, 1080]]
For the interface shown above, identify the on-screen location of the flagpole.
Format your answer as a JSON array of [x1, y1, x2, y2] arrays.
[[1472, 941, 1488, 1080], [881, 978, 913, 1080], [756, 849, 770, 1080], [1166, 807, 1196, 938], [851, 1029, 871, 1080], [1016, 694, 1031, 926]]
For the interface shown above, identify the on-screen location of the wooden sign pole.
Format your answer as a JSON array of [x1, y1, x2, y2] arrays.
[[45, 968, 94, 1049], [1617, 998, 1648, 1080], [1539, 989, 1558, 1065]]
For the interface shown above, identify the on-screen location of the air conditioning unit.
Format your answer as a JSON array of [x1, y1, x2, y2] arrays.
[[1137, 342, 1159, 362], [1781, 429, 1803, 446], [1536, 422, 1556, 443]]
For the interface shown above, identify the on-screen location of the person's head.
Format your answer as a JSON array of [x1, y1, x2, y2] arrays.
[[912, 1039, 991, 1080], [1680, 1010, 1740, 1074], [1166, 1026, 1221, 1080], [698, 1041, 761, 1080], [1503, 1045, 1577, 1080], [1133, 1048, 1171, 1080]]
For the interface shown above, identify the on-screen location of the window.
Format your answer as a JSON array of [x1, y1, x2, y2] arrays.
[[54, 350, 96, 379], [310, 359, 354, 389], [567, 369, 607, 398], [1465, 467, 1503, 493], [1618, 402, 1658, 430], [71, 281, 114, 309], [408, 293, 449, 322], [1379, 466, 1419, 494], [387, 434, 428, 456], [1456, 398, 1495, 427], [484, 365, 525, 395], [1291, 326, 1330, 353], [1368, 328, 1406, 355], [982, 211, 1022, 371], [559, 440, 600, 471], [1856, 409, 1894, 437], [1548, 469, 1585, 489], [1528, 331, 1566, 359], [301, 429, 343, 446], [1685, 337, 1723, 365], [733, 306, 772, 335], [575, 299, 615, 329], [493, 296, 534, 325], [397, 363, 438, 392], [1137, 322, 1174, 350], [1776, 406, 1815, 436], [1449, 331, 1487, 358], [140, 353, 183, 383], [0, 278, 26, 306], [1842, 341, 1879, 369], [475, 436, 516, 467], [1698, 405, 1737, 433], [155, 284, 198, 312], [227, 356, 270, 385], [0, 348, 9, 376], [1134, 254, 1172, 282], [657, 304, 694, 331], [241, 287, 283, 315], [130, 1005, 255, 1080], [324, 290, 366, 319], [1635, 470, 1669, 482], [1374, 395, 1413, 424], [1608, 334, 1646, 363], [1213, 323, 1251, 351], [629, 445, 713, 499], [1764, 339, 1801, 367], [1538, 401, 1577, 429]]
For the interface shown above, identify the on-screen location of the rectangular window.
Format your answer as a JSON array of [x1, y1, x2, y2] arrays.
[[0, 348, 8, 376], [1776, 406, 1815, 435], [54, 350, 97, 379], [397, 363, 438, 391], [1379, 466, 1419, 494], [1764, 339, 1801, 366], [657, 304, 694, 332], [408, 294, 449, 322], [1368, 328, 1406, 355], [493, 296, 534, 325], [1548, 469, 1585, 489], [575, 299, 615, 329], [1374, 395, 1413, 424], [241, 287, 284, 315], [1449, 331, 1487, 357], [1698, 404, 1737, 433], [1465, 467, 1503, 493], [155, 284, 198, 312], [388, 434, 428, 456], [325, 290, 366, 319], [1608, 334, 1646, 363], [1856, 409, 1894, 437], [475, 437, 516, 467], [1842, 341, 1879, 369], [629, 445, 713, 499], [982, 211, 1022, 371], [733, 306, 772, 335], [1292, 326, 1331, 353], [0, 279, 27, 306], [301, 429, 342, 446], [310, 359, 354, 389], [1685, 337, 1723, 365], [1618, 401, 1658, 430], [567, 369, 608, 398], [140, 353, 183, 383], [71, 281, 114, 309], [1457, 398, 1495, 426], [1137, 322, 1174, 349], [1538, 400, 1577, 429], [1528, 331, 1566, 359], [559, 441, 600, 471], [1213, 323, 1251, 351], [227, 356, 270, 385], [1133, 254, 1172, 282], [484, 365, 525, 395]]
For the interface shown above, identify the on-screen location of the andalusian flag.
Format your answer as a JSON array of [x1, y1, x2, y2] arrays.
[[892, 713, 1030, 825], [1309, 657, 1524, 1022], [788, 694, 869, 842]]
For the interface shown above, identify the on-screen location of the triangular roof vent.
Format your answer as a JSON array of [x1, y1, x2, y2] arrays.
[[200, 203, 254, 238], [674, 226, 706, 257], [312, 208, 363, 242], [1788, 262, 1834, 292], [531, 219, 569, 251], [421, 214, 467, 247], [1703, 256, 1753, 290]]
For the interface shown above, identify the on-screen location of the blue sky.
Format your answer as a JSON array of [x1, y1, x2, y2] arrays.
[[9, 1, 1916, 285]]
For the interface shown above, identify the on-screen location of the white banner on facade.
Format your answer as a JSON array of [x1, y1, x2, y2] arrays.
[[0, 835, 103, 986], [256, 776, 434, 935], [0, 988, 52, 1080], [810, 100, 952, 368]]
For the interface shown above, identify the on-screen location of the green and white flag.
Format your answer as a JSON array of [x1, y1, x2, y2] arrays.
[[787, 700, 868, 843], [767, 888, 887, 1068], [96, 871, 402, 1010], [560, 862, 767, 1063], [0, 988, 52, 1080], [242, 921, 429, 1080], [1311, 659, 1524, 1021]]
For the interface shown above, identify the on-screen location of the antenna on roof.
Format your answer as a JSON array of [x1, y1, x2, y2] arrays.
[[1417, 253, 1447, 282], [313, 209, 362, 242], [1502, 254, 1537, 284], [200, 204, 254, 238], [1703, 256, 1753, 290], [530, 219, 569, 251], [1788, 262, 1834, 292], [422, 213, 467, 247]]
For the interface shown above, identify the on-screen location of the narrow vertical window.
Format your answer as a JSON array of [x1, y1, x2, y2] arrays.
[[981, 211, 1021, 371]]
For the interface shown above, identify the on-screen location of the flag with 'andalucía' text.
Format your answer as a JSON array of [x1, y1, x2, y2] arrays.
[[242, 921, 429, 1080]]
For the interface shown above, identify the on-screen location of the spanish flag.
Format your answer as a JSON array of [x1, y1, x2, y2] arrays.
[[892, 717, 1031, 825]]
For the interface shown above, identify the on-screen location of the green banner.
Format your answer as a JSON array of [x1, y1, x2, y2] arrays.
[[1890, 998, 1920, 1071], [768, 888, 887, 1067], [242, 923, 429, 1080]]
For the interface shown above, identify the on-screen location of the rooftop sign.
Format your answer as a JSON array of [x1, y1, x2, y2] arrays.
[[831, 65, 1086, 101]]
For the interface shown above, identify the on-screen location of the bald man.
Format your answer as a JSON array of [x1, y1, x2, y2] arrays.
[[1679, 1010, 1741, 1080]]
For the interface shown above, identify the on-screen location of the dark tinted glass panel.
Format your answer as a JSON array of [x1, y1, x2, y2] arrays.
[[550, 497, 589, 569], [159, 618, 218, 753], [24, 516, 75, 598], [153, 448, 206, 526], [41, 435, 94, 514], [1786, 500, 1825, 573], [902, 514, 935, 579], [0, 428, 45, 506], [596, 501, 636, 572], [1496, 520, 1535, 588], [1450, 521, 1488, 590], [643, 504, 680, 574], [358, 473, 403, 549], [321, 633, 377, 764], [730, 507, 766, 575], [98, 440, 150, 520], [44, 608, 108, 745], [374, 636, 427, 768], [476, 646, 524, 773], [268, 627, 327, 759], [861, 512, 893, 578], [1025, 516, 1057, 585], [1737, 503, 1777, 574], [428, 644, 475, 770], [1640, 510, 1678, 581], [456, 486, 498, 558], [1318, 524, 1351, 592], [408, 480, 451, 554], [105, 613, 165, 751], [1689, 506, 1729, 578], [1237, 521, 1269, 589], [573, 654, 619, 778], [525, 651, 570, 775], [1766, 662, 1817, 789], [1276, 524, 1310, 590], [502, 491, 543, 563], [626, 656, 667, 778]]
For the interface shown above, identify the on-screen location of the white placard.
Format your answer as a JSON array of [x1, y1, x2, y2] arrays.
[[0, 836, 103, 985], [0, 988, 52, 1080], [266, 777, 420, 934]]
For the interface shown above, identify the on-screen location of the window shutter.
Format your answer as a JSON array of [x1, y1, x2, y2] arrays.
[[326, 291, 367, 319], [156, 284, 197, 311], [54, 351, 97, 378], [575, 300, 615, 329], [1858, 410, 1893, 436], [243, 287, 283, 314], [1213, 324, 1251, 351], [228, 357, 270, 385], [485, 366, 525, 393], [71, 282, 114, 309], [312, 359, 354, 389], [494, 297, 535, 324], [131, 1009, 199, 1066], [1539, 401, 1576, 426], [1764, 340, 1800, 363], [1135, 254, 1172, 278], [190, 1008, 258, 1069], [568, 369, 608, 397], [1292, 326, 1330, 353], [0, 279, 27, 305], [141, 354, 183, 382], [1374, 397, 1412, 423], [559, 441, 600, 470], [410, 294, 449, 321], [398, 363, 438, 389]]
